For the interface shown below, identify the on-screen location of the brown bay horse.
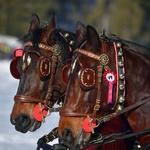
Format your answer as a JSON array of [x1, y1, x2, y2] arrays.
[[58, 24, 150, 149], [10, 13, 76, 133]]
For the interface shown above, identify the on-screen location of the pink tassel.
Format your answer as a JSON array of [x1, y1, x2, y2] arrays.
[[107, 82, 113, 104]]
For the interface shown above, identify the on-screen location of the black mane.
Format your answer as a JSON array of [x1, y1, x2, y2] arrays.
[[106, 34, 150, 59], [52, 28, 76, 62], [19, 27, 44, 50], [121, 39, 150, 55]]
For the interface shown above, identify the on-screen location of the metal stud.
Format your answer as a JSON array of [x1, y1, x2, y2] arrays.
[[137, 145, 141, 149], [69, 40, 74, 45], [64, 33, 69, 38], [58, 101, 63, 106], [118, 51, 123, 56], [116, 104, 123, 111], [118, 61, 124, 67], [119, 84, 125, 90], [119, 73, 125, 79], [117, 42, 122, 48], [118, 95, 125, 103]]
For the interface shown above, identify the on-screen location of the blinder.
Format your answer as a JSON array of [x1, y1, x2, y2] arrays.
[[38, 56, 51, 79], [61, 60, 96, 91], [78, 67, 96, 91], [61, 64, 71, 85], [10, 49, 52, 80], [10, 49, 23, 79]]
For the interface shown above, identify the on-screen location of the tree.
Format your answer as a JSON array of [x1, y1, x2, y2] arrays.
[[0, 0, 149, 47]]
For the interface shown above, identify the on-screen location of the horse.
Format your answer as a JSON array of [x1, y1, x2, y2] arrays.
[[58, 24, 150, 149], [10, 13, 77, 133], [9, 13, 109, 150]]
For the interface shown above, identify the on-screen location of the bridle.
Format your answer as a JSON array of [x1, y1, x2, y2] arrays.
[[14, 42, 63, 106], [13, 31, 74, 116], [60, 39, 125, 115]]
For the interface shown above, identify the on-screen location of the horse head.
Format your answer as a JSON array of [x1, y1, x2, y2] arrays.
[[58, 23, 150, 148], [58, 24, 113, 148], [10, 13, 76, 133]]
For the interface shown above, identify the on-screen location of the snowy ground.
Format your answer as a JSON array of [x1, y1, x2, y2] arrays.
[[0, 60, 59, 150]]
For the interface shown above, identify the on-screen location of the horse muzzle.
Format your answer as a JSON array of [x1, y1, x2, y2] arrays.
[[10, 114, 41, 133]]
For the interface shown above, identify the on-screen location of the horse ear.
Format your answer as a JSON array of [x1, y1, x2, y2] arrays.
[[46, 13, 56, 33], [86, 25, 100, 51], [76, 21, 86, 46], [41, 14, 56, 44], [28, 13, 40, 33]]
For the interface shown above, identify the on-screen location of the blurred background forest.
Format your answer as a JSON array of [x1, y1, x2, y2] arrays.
[[0, 0, 150, 59]]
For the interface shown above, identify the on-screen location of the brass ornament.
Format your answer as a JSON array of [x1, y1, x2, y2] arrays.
[[99, 54, 109, 66], [119, 73, 125, 79], [116, 104, 123, 111], [118, 61, 124, 67], [64, 33, 69, 38], [58, 101, 63, 106], [116, 42, 122, 48], [69, 40, 74, 45], [118, 51, 123, 56], [118, 95, 125, 103], [51, 44, 61, 56], [119, 84, 125, 90]]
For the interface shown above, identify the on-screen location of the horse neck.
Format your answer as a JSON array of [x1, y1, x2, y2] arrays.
[[123, 44, 150, 106]]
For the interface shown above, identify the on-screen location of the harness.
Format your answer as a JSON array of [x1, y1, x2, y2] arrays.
[[60, 40, 126, 124], [59, 38, 150, 148]]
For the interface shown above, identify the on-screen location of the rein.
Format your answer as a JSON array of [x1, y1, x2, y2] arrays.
[[75, 128, 150, 149], [96, 96, 150, 125]]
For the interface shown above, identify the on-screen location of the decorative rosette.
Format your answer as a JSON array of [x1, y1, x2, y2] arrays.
[[103, 70, 117, 104]]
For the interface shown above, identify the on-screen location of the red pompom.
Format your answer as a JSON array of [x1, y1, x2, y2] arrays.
[[33, 104, 48, 121], [14, 49, 23, 57], [103, 70, 117, 84], [82, 118, 96, 133]]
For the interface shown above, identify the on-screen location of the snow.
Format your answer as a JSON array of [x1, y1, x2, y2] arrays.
[[0, 60, 59, 150]]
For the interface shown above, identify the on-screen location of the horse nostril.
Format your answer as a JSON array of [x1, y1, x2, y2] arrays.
[[10, 115, 16, 125], [16, 115, 31, 128], [62, 128, 75, 143]]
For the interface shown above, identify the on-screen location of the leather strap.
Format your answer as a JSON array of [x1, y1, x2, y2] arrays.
[[14, 95, 49, 104], [97, 96, 150, 125]]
